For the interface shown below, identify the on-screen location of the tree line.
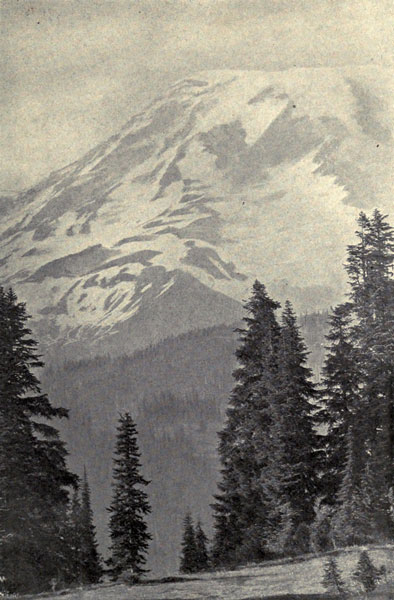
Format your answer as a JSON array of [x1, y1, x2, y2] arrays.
[[212, 209, 394, 566], [1, 209, 393, 592], [0, 288, 150, 594]]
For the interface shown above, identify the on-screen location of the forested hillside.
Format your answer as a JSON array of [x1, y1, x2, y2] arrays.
[[41, 313, 329, 575]]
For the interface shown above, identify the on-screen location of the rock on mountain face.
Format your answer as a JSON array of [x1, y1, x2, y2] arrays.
[[1, 68, 393, 357]]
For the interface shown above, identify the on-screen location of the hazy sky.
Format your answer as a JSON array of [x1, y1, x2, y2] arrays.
[[1, 0, 393, 191]]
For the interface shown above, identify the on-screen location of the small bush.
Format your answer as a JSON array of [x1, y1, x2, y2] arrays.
[[352, 550, 382, 593], [118, 569, 141, 585]]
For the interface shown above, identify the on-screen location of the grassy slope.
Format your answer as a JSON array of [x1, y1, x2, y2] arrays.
[[23, 546, 394, 600]]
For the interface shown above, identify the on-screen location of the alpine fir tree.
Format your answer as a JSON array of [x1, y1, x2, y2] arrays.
[[213, 287, 322, 564], [68, 486, 83, 584], [319, 303, 360, 503], [0, 287, 77, 594], [273, 302, 321, 527], [179, 513, 198, 573], [212, 281, 282, 565], [360, 211, 394, 536], [352, 550, 382, 593], [79, 469, 102, 583], [331, 427, 373, 546], [322, 557, 347, 597], [107, 412, 151, 579], [321, 211, 394, 543], [194, 520, 210, 572]]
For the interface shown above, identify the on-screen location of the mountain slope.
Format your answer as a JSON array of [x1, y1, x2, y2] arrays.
[[1, 67, 393, 356]]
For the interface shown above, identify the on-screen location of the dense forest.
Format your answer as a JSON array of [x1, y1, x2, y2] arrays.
[[40, 312, 328, 575], [212, 210, 394, 566], [0, 288, 100, 593], [1, 210, 393, 594]]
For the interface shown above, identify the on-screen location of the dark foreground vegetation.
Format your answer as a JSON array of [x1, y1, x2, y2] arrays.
[[212, 210, 394, 567], [1, 210, 394, 595]]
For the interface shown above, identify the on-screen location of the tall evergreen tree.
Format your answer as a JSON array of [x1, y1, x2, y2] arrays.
[[0, 287, 77, 594], [263, 303, 320, 555], [107, 412, 151, 579], [346, 211, 393, 537], [79, 469, 102, 583], [179, 513, 197, 573], [213, 287, 321, 564], [321, 210, 394, 542], [360, 211, 394, 534], [68, 486, 83, 584], [194, 520, 210, 572], [212, 281, 282, 565], [319, 303, 360, 503], [331, 427, 373, 545], [274, 302, 321, 525]]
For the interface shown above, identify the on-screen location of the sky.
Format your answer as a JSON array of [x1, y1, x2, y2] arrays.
[[1, 0, 393, 192]]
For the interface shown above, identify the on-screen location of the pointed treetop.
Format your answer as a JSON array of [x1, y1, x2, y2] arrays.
[[107, 411, 151, 578], [281, 300, 297, 327], [81, 467, 92, 508], [247, 280, 281, 312]]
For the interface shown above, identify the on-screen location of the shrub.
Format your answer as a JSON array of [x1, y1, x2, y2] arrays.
[[352, 550, 382, 593], [118, 569, 141, 585]]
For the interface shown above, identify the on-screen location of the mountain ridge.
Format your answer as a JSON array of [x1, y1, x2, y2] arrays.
[[1, 67, 393, 356]]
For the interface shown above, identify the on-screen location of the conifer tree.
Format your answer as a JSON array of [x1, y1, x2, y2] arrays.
[[322, 557, 347, 597], [353, 550, 382, 592], [345, 211, 394, 493], [213, 285, 322, 563], [240, 300, 321, 557], [273, 302, 321, 526], [212, 281, 282, 564], [0, 287, 77, 593], [79, 469, 102, 583], [319, 303, 360, 503], [358, 211, 394, 535], [321, 211, 394, 541], [179, 513, 197, 573], [68, 486, 83, 584], [194, 520, 210, 572], [331, 427, 373, 546], [210, 468, 241, 567], [107, 412, 151, 579]]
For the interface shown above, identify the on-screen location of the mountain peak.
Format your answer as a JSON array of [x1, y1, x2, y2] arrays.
[[1, 68, 392, 357]]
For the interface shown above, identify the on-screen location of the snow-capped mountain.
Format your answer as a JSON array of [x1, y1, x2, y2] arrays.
[[1, 68, 393, 358]]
